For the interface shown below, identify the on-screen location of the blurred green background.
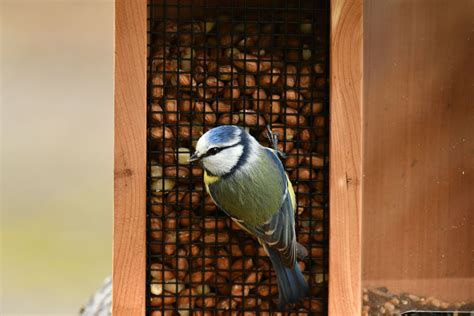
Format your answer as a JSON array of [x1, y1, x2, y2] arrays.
[[1, 0, 114, 314]]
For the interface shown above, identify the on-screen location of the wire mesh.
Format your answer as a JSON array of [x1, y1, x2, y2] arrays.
[[147, 0, 329, 314]]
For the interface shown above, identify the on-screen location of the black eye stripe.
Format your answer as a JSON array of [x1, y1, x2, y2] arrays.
[[208, 147, 221, 155], [203, 143, 240, 157]]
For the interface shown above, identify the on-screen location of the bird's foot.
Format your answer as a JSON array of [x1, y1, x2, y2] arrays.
[[265, 124, 287, 159]]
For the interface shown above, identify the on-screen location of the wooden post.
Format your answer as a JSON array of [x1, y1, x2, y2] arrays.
[[114, 0, 147, 315], [329, 0, 363, 315]]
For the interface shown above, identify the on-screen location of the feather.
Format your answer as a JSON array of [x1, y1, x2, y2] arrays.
[[264, 244, 309, 307]]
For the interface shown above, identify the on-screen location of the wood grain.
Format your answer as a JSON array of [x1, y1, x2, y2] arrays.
[[363, 0, 474, 302], [114, 0, 147, 315], [329, 0, 363, 315]]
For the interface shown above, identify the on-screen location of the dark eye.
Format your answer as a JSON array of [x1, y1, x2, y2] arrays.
[[208, 147, 220, 156]]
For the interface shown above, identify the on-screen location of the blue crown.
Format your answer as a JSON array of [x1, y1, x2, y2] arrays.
[[207, 125, 240, 144]]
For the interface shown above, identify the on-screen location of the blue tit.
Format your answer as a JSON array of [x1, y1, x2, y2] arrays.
[[189, 125, 309, 307]]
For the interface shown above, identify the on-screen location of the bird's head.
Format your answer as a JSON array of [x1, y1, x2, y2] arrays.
[[189, 125, 249, 176]]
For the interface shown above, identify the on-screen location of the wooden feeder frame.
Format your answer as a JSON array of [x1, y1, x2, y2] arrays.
[[114, 0, 362, 315], [115, 0, 473, 314]]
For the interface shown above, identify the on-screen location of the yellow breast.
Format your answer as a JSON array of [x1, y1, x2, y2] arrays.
[[203, 170, 220, 192]]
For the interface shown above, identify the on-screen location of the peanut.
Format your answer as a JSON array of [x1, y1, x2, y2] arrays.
[[203, 195, 217, 212], [150, 103, 164, 123], [314, 63, 325, 74], [175, 147, 191, 165], [203, 218, 227, 230], [251, 88, 267, 112], [223, 79, 241, 100], [285, 148, 305, 169], [150, 218, 163, 240], [150, 178, 175, 196], [206, 76, 225, 94], [194, 101, 216, 125], [283, 89, 304, 108], [155, 59, 178, 82], [189, 270, 214, 283], [151, 74, 164, 98], [218, 65, 238, 81], [176, 288, 197, 309], [214, 274, 232, 295], [283, 64, 297, 87], [196, 83, 214, 100], [178, 230, 201, 243], [150, 305, 173, 316], [305, 153, 325, 168], [166, 190, 185, 204], [263, 95, 281, 122], [164, 166, 189, 179], [171, 70, 196, 88], [150, 126, 174, 141], [150, 262, 175, 281], [290, 166, 316, 181], [194, 65, 206, 83], [217, 113, 240, 125], [203, 232, 230, 244], [180, 47, 194, 71], [281, 106, 307, 126], [195, 295, 217, 308], [211, 100, 232, 113], [259, 67, 280, 87], [163, 279, 185, 294], [182, 191, 201, 206], [149, 196, 171, 216], [238, 73, 257, 95], [178, 95, 192, 113], [230, 258, 253, 280], [217, 298, 238, 310], [149, 294, 176, 307], [239, 109, 266, 127], [194, 284, 211, 295], [302, 101, 323, 115], [233, 53, 258, 73], [299, 65, 312, 89]]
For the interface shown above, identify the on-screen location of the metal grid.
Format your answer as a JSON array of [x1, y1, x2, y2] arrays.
[[147, 0, 329, 314]]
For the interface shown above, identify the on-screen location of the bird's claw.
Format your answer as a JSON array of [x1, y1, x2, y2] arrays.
[[265, 125, 287, 159]]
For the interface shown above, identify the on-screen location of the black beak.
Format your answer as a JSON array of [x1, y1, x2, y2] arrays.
[[188, 152, 200, 163]]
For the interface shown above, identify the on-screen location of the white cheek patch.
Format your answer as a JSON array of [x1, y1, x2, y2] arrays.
[[203, 145, 244, 176]]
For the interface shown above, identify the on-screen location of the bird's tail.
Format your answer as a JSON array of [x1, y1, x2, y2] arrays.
[[265, 245, 309, 308]]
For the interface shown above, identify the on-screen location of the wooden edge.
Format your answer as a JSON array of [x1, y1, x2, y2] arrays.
[[113, 0, 147, 315], [329, 0, 363, 315]]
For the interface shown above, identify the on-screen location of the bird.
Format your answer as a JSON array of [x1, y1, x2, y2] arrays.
[[79, 277, 112, 316], [189, 125, 309, 307]]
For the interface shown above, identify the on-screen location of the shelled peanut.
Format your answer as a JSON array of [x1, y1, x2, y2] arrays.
[[149, 212, 325, 313], [148, 13, 328, 314]]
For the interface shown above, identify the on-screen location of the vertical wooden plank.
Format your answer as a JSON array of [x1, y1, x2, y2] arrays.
[[363, 0, 474, 302], [114, 0, 147, 315], [329, 0, 363, 315]]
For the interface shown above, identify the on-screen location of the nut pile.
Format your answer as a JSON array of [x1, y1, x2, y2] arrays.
[[362, 287, 474, 316], [148, 11, 328, 315]]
